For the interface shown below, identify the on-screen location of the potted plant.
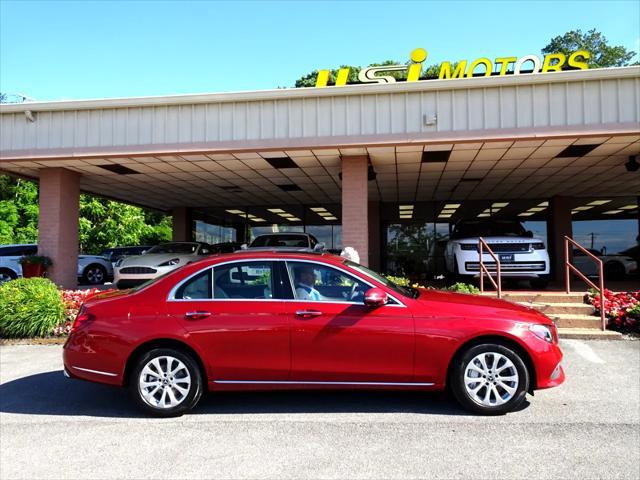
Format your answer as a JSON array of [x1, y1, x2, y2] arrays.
[[19, 255, 52, 278]]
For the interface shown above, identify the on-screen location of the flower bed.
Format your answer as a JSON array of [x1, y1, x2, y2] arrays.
[[586, 289, 640, 333], [54, 288, 117, 336]]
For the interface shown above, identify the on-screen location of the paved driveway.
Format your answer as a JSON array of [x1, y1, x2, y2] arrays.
[[1, 340, 639, 480]]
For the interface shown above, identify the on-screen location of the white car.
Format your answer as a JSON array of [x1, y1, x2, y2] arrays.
[[244, 233, 322, 251], [0, 243, 114, 285], [114, 242, 213, 289], [573, 248, 638, 279], [444, 220, 550, 289]]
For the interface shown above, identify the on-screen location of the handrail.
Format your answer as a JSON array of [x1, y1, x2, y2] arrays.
[[478, 237, 502, 298], [564, 236, 606, 331]]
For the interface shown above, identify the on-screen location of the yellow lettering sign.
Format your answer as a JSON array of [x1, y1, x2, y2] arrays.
[[439, 61, 467, 79]]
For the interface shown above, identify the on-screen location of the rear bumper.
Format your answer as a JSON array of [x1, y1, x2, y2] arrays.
[[63, 332, 124, 386]]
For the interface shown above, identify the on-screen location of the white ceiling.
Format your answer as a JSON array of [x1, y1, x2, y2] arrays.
[[1, 135, 639, 215]]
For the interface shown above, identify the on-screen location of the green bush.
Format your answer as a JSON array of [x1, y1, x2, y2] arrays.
[[383, 275, 412, 287], [446, 282, 481, 294], [0, 278, 64, 338]]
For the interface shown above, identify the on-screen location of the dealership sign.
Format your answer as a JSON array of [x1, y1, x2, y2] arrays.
[[315, 48, 591, 87]]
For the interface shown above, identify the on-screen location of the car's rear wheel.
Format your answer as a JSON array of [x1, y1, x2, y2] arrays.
[[0, 268, 17, 285], [451, 343, 529, 415], [82, 264, 107, 285], [604, 261, 625, 280], [130, 348, 203, 417]]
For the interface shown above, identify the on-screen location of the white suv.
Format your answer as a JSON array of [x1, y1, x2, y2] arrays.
[[444, 220, 550, 289]]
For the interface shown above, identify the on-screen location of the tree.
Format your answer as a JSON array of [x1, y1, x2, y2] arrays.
[[0, 175, 171, 253], [542, 29, 637, 68]]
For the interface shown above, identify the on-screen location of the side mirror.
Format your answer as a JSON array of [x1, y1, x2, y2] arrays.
[[313, 242, 325, 252], [364, 287, 388, 308], [525, 230, 534, 238], [240, 244, 248, 250]]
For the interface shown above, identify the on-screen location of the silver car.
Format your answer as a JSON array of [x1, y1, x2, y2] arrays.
[[0, 244, 114, 285]]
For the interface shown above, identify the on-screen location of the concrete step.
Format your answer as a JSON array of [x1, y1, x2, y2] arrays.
[[497, 292, 587, 303], [558, 328, 623, 340], [548, 313, 603, 329], [517, 302, 595, 315]]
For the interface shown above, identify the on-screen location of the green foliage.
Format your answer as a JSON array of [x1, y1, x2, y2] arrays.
[[383, 274, 412, 287], [0, 278, 65, 338], [78, 195, 171, 253], [446, 283, 481, 294], [0, 177, 38, 244], [0, 175, 172, 253], [542, 29, 637, 68]]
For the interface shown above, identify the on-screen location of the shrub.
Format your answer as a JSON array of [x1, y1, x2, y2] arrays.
[[383, 275, 412, 287], [0, 278, 65, 338], [446, 282, 481, 294]]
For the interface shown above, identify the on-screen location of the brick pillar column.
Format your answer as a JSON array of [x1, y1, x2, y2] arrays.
[[172, 207, 193, 242], [368, 201, 381, 270], [38, 168, 80, 289], [341, 155, 369, 266], [547, 196, 573, 282]]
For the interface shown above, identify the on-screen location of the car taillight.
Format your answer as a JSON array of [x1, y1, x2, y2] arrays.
[[71, 306, 95, 333]]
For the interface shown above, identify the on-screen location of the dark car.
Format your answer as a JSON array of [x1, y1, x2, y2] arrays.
[[99, 246, 152, 265]]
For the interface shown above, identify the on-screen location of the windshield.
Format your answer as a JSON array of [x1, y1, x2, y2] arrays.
[[451, 221, 527, 239], [146, 243, 198, 255], [344, 260, 418, 298], [250, 235, 309, 248]]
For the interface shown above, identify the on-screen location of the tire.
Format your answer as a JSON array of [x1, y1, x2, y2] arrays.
[[450, 343, 529, 415], [130, 348, 203, 417], [530, 277, 549, 289], [0, 269, 17, 285], [604, 261, 625, 280], [82, 264, 107, 285]]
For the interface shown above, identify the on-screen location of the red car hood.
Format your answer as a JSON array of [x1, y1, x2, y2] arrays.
[[414, 288, 550, 323]]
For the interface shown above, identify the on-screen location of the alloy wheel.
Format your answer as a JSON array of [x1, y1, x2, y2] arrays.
[[86, 267, 105, 284], [463, 352, 519, 407], [138, 356, 192, 409]]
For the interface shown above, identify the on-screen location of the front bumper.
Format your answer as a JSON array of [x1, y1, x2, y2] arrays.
[[114, 264, 177, 288]]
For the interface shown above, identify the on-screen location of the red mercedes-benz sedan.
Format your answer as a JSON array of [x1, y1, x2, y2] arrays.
[[63, 251, 564, 416]]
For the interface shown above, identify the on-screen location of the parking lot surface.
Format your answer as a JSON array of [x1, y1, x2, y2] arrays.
[[1, 340, 639, 480]]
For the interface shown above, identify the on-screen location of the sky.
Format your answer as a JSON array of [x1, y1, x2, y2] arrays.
[[1, 0, 639, 101]]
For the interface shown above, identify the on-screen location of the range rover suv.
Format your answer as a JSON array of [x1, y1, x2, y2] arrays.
[[444, 220, 550, 289]]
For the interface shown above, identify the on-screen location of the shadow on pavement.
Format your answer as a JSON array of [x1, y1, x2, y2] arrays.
[[0, 370, 528, 418]]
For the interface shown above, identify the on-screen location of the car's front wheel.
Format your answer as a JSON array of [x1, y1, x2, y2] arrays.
[[130, 348, 203, 417], [451, 343, 529, 415], [82, 264, 107, 285]]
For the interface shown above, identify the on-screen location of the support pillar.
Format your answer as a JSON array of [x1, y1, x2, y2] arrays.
[[341, 155, 369, 266], [547, 196, 573, 282], [172, 207, 193, 242], [38, 168, 80, 289], [368, 201, 381, 270]]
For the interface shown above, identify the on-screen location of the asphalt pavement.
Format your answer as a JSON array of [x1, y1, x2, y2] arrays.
[[0, 340, 638, 480]]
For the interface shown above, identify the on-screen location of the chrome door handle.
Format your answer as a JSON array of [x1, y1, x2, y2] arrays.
[[295, 310, 322, 318], [184, 311, 212, 320]]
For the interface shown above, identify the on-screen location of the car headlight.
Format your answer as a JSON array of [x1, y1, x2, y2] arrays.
[[531, 242, 545, 250], [158, 258, 180, 267], [459, 244, 477, 251], [529, 324, 554, 343]]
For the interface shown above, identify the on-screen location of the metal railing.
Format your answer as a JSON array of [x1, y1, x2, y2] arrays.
[[478, 237, 502, 298], [564, 236, 606, 331]]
